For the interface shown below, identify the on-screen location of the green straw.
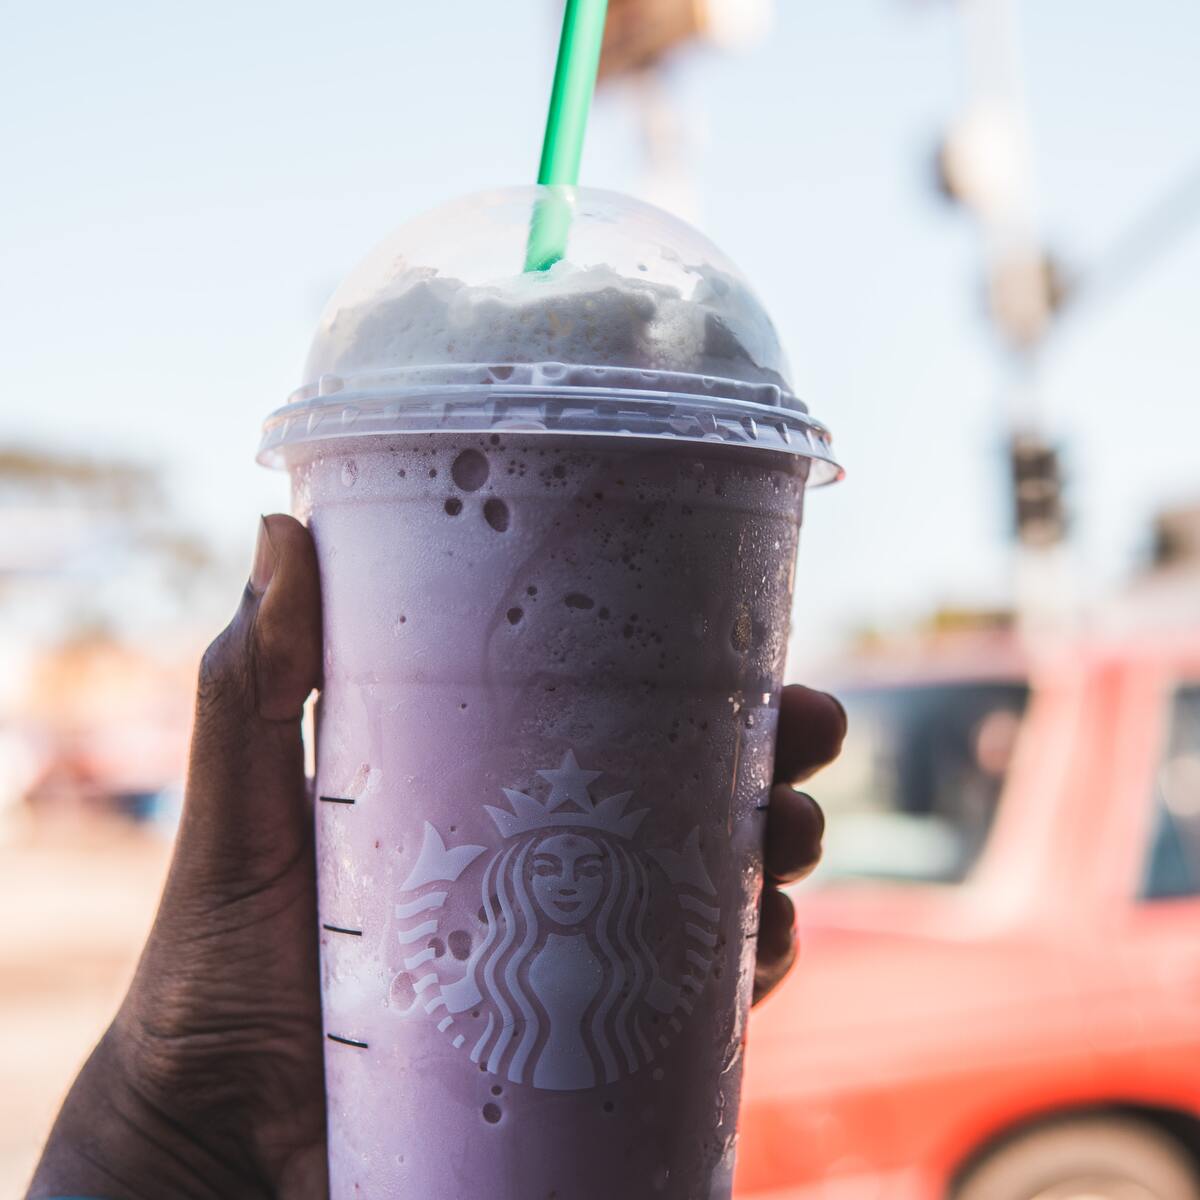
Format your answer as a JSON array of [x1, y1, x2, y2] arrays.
[[524, 0, 609, 272]]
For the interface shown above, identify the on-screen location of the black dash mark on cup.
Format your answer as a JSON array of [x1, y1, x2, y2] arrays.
[[322, 924, 363, 937], [327, 1033, 369, 1049], [319, 795, 356, 805]]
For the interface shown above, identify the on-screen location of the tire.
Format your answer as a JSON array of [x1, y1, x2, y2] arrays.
[[954, 1116, 1200, 1200]]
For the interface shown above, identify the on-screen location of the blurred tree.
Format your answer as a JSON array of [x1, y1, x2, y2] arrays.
[[0, 448, 160, 511], [0, 444, 223, 616], [600, 0, 704, 79], [598, 0, 772, 78]]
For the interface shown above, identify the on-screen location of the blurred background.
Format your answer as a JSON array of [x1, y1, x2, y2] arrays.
[[5, 1, 1200, 1196]]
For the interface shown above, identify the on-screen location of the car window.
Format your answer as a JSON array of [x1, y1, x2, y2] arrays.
[[1141, 685, 1200, 901], [812, 681, 1030, 885]]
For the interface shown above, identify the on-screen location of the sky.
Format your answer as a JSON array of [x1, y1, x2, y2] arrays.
[[4, 0, 1200, 665]]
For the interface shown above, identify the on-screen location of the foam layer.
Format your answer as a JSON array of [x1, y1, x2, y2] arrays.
[[304, 261, 790, 391]]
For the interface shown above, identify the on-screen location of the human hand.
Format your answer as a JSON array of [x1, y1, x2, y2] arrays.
[[28, 514, 843, 1200]]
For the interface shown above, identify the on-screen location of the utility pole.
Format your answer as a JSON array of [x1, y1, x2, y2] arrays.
[[936, 0, 1071, 642]]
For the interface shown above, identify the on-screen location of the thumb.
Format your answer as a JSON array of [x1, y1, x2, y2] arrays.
[[174, 513, 322, 892]]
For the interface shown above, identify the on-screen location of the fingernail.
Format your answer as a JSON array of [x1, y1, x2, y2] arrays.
[[250, 516, 278, 595]]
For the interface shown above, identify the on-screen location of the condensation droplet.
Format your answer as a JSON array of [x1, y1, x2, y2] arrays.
[[451, 449, 489, 491], [484, 498, 510, 532], [506, 607, 523, 625], [444, 497, 463, 516], [482, 1102, 502, 1124], [341, 460, 358, 487], [448, 929, 472, 961]]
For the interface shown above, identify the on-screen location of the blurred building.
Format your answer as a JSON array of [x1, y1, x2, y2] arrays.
[[0, 447, 224, 834], [18, 631, 194, 824]]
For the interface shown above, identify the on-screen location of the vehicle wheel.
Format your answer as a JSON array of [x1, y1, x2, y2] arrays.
[[954, 1116, 1200, 1200]]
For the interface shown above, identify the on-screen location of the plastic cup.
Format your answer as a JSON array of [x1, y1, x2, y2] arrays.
[[258, 187, 839, 1200]]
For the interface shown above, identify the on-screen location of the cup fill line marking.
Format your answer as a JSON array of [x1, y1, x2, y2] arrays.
[[318, 795, 356, 806], [322, 923, 363, 937], [327, 1033, 369, 1049]]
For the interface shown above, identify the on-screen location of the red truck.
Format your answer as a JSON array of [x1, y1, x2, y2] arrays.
[[736, 634, 1200, 1200]]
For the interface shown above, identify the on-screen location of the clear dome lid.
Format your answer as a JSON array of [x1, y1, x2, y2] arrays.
[[258, 186, 839, 483]]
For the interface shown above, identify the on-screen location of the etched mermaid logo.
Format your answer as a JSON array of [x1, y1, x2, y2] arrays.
[[391, 750, 721, 1090]]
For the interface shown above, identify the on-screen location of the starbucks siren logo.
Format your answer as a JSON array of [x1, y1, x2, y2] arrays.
[[392, 750, 721, 1091]]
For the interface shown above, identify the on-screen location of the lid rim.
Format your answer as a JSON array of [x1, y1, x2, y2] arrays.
[[257, 383, 842, 486]]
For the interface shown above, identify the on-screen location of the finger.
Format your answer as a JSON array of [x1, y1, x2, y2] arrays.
[[175, 514, 322, 887], [253, 514, 323, 720], [774, 685, 847, 784], [752, 885, 797, 1005], [765, 784, 824, 884]]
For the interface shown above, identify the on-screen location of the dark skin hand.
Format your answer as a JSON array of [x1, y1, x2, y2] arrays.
[[28, 514, 845, 1200]]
